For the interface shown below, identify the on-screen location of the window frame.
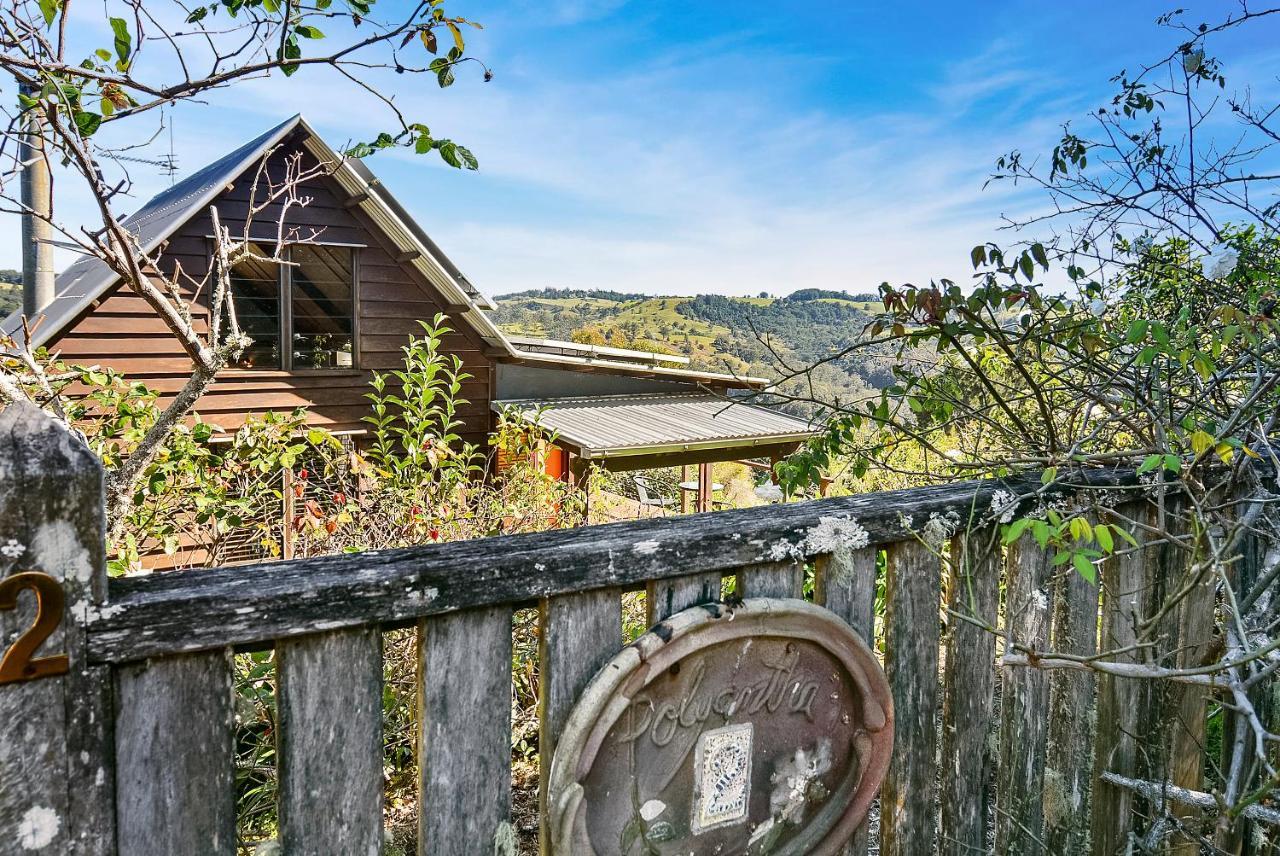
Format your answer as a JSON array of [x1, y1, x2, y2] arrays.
[[220, 240, 362, 374]]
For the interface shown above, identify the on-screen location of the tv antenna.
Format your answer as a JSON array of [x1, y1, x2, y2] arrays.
[[101, 108, 179, 182]]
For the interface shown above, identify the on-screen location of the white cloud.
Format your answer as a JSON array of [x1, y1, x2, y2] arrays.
[[0, 16, 1077, 298]]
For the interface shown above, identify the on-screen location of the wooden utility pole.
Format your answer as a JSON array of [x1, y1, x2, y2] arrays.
[[19, 85, 55, 318]]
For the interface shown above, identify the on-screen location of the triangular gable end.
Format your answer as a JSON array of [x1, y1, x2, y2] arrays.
[[2, 115, 507, 352]]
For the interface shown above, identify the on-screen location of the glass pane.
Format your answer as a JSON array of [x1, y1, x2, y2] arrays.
[[229, 242, 281, 369], [290, 246, 354, 370]]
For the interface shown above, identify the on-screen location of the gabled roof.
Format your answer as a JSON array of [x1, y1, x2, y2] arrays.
[[3, 116, 760, 389], [3, 115, 301, 346], [494, 392, 817, 460]]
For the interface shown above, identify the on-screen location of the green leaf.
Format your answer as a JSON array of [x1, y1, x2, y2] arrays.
[[1003, 518, 1032, 544], [37, 0, 59, 26], [1030, 242, 1048, 269], [109, 17, 132, 69], [455, 145, 478, 170], [1095, 524, 1113, 553], [1041, 466, 1058, 485], [294, 24, 324, 38], [438, 140, 461, 168], [1163, 454, 1182, 473], [1125, 319, 1149, 344], [1073, 552, 1097, 584], [73, 111, 103, 137], [1137, 454, 1162, 474], [185, 6, 208, 23]]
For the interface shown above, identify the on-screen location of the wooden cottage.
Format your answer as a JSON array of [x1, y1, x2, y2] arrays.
[[4, 115, 816, 507]]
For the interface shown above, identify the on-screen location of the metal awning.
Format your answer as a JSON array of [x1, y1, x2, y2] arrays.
[[493, 393, 819, 460]]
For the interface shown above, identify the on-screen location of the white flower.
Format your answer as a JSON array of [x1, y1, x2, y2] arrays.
[[1088, 298, 1107, 317], [1210, 250, 1239, 280], [1, 539, 26, 559], [754, 483, 784, 502]]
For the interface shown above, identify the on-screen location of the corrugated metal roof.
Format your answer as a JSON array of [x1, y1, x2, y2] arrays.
[[494, 393, 818, 459]]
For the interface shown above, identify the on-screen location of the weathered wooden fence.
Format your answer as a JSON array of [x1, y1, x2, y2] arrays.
[[0, 403, 1233, 854]]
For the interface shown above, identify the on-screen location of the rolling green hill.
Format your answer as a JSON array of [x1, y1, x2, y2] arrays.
[[492, 288, 917, 414], [0, 270, 21, 317]]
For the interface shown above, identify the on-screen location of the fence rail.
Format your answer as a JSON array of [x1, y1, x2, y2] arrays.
[[0, 403, 1235, 854]]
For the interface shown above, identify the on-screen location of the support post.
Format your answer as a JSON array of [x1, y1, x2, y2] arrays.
[[19, 90, 55, 318], [697, 461, 712, 513], [0, 403, 114, 855]]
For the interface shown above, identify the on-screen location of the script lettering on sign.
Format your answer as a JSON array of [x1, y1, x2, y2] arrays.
[[547, 599, 893, 856], [614, 650, 819, 748]]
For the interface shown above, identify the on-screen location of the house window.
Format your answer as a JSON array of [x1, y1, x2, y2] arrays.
[[229, 243, 357, 370]]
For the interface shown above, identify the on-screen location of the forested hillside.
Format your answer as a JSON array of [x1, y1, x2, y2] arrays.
[[492, 288, 922, 413], [0, 269, 21, 316]]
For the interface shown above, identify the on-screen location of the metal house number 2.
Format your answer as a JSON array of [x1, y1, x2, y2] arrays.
[[0, 571, 70, 685]]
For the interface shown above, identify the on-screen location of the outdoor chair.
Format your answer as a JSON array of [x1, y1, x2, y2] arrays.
[[633, 475, 677, 516]]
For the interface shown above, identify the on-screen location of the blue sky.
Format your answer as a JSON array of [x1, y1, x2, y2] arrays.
[[8, 0, 1279, 296]]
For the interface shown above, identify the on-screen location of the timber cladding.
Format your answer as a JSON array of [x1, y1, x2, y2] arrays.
[[45, 136, 494, 445]]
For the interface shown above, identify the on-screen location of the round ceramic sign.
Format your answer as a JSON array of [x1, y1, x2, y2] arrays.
[[547, 598, 893, 855]]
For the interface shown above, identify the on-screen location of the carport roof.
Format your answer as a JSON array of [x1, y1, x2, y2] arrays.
[[493, 393, 819, 460]]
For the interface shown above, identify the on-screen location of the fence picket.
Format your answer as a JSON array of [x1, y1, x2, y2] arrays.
[[815, 546, 879, 856], [738, 558, 804, 598], [278, 627, 384, 854], [0, 403, 111, 855], [1091, 501, 1152, 855], [1168, 521, 1213, 855], [114, 650, 236, 855], [419, 606, 515, 855], [1043, 540, 1100, 854], [995, 533, 1054, 855], [646, 571, 722, 624], [538, 589, 622, 856], [940, 528, 1000, 856], [880, 538, 942, 856]]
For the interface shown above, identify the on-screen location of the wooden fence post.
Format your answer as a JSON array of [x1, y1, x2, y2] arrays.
[[880, 538, 942, 856], [1043, 534, 1100, 855], [995, 532, 1054, 855], [0, 402, 113, 855], [538, 589, 621, 856], [419, 607, 515, 855], [815, 545, 879, 856], [1092, 501, 1152, 854], [940, 528, 999, 856]]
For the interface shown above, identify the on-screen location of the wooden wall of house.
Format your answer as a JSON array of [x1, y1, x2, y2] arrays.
[[45, 138, 494, 448]]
